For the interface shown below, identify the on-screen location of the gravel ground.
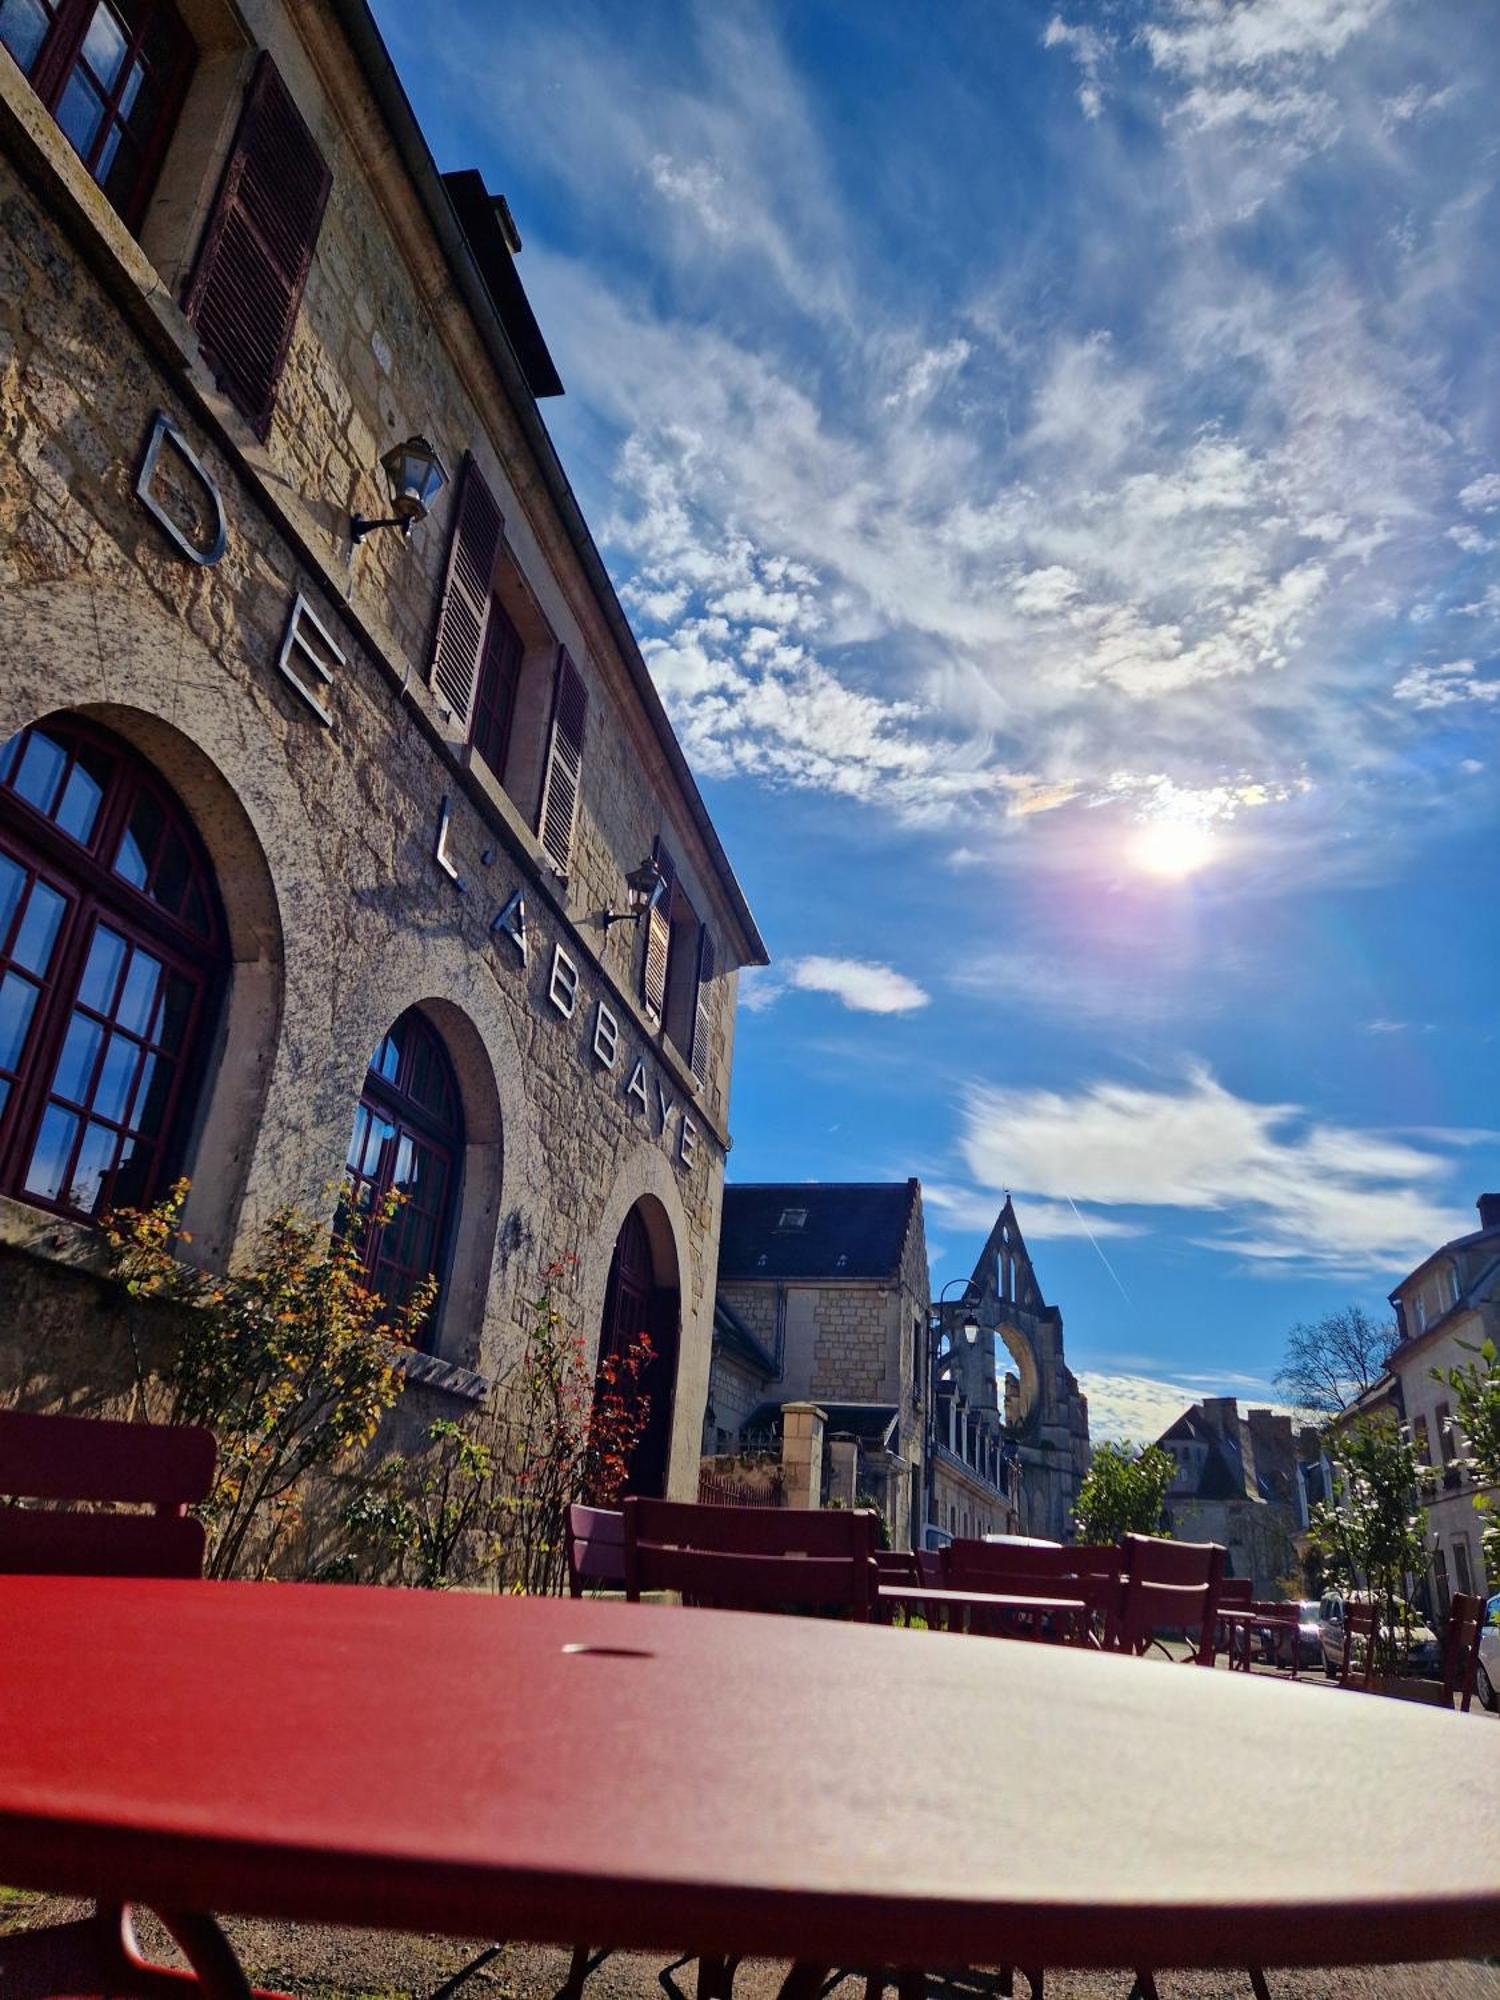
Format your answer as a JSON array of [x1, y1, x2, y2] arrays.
[[3, 1893, 1497, 2000]]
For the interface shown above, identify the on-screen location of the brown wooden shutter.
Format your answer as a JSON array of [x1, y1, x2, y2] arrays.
[[184, 53, 332, 440], [429, 456, 503, 730], [538, 649, 588, 874], [690, 928, 716, 1084], [641, 835, 676, 1021]]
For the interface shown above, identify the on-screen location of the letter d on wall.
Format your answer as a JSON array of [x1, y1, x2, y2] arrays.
[[134, 411, 227, 566]]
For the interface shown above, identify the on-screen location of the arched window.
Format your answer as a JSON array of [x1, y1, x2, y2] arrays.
[[345, 1008, 463, 1337], [0, 714, 224, 1219]]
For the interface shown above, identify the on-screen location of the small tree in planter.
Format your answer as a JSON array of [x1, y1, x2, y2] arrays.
[[1306, 1414, 1427, 1677], [104, 1179, 415, 1580], [1073, 1441, 1175, 1544], [328, 1417, 496, 1588]]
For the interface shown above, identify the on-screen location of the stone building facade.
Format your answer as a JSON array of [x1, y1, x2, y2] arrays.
[[0, 0, 764, 1502], [1156, 1398, 1306, 1597], [1388, 1193, 1499, 1611], [712, 1181, 929, 1548]]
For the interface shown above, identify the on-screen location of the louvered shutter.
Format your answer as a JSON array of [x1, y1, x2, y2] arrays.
[[690, 928, 716, 1084], [538, 649, 588, 874], [429, 456, 503, 730], [184, 54, 332, 440], [641, 835, 676, 1021]]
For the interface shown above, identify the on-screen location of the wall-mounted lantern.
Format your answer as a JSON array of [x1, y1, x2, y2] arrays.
[[602, 853, 665, 930], [351, 435, 448, 545]]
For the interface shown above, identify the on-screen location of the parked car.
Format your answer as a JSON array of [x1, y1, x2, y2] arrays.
[[1257, 1599, 1322, 1669], [1477, 1593, 1500, 1711], [1317, 1590, 1440, 1678]]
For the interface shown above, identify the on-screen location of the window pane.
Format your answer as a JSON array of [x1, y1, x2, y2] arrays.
[[68, 1119, 117, 1214], [116, 948, 160, 1036], [0, 854, 25, 951], [52, 1012, 103, 1105], [53, 756, 106, 844], [154, 968, 193, 1048], [13, 732, 67, 816], [115, 789, 162, 888], [57, 69, 108, 163], [0, 972, 40, 1074], [153, 828, 190, 916], [24, 1104, 77, 1202], [372, 1033, 399, 1084], [92, 1030, 139, 1122], [78, 924, 126, 1012], [346, 1102, 370, 1174], [12, 879, 66, 976], [81, 3, 129, 91], [110, 1133, 148, 1206], [0, 0, 49, 75], [130, 1050, 171, 1136]]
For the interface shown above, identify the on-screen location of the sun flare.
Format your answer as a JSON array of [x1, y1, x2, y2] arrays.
[[1130, 818, 1219, 879]]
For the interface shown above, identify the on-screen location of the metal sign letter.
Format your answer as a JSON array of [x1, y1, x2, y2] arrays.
[[625, 1059, 649, 1116], [491, 889, 528, 962], [548, 943, 579, 1019], [434, 797, 462, 884], [134, 410, 227, 566], [593, 1001, 619, 1069]]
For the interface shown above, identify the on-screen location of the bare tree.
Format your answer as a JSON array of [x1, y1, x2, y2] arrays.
[[1274, 1305, 1396, 1416]]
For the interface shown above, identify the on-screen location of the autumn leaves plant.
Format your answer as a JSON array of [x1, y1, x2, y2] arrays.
[[104, 1193, 652, 1591], [104, 1179, 417, 1579]]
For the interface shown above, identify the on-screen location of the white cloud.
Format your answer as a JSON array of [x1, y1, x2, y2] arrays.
[[1458, 474, 1500, 512], [1043, 16, 1109, 119], [883, 339, 972, 410], [959, 1063, 1478, 1274], [924, 1181, 1140, 1240], [749, 956, 931, 1016], [1079, 1370, 1302, 1446], [1392, 659, 1500, 711]]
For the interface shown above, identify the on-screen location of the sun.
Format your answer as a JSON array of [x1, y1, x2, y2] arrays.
[[1130, 817, 1219, 879]]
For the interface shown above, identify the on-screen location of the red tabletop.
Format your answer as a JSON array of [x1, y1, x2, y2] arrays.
[[1, 1576, 1497, 1971]]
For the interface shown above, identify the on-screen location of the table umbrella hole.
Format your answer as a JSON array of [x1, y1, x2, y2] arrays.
[[560, 1643, 654, 1659]]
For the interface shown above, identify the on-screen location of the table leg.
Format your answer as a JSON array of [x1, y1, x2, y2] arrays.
[[775, 1965, 829, 2000], [0, 1902, 278, 2000]]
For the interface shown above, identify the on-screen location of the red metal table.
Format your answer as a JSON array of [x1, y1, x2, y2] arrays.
[[0, 1576, 1497, 1978]]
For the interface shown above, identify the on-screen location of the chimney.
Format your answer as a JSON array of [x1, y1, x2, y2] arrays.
[[1479, 1193, 1500, 1233]]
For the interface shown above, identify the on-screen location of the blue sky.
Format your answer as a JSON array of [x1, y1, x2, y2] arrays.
[[373, 0, 1500, 1440]]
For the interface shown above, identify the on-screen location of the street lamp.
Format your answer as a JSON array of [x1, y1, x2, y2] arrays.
[[351, 435, 449, 545], [602, 853, 665, 929]]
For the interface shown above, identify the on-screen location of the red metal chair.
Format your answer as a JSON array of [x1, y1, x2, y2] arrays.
[[1060, 1543, 1125, 1636], [623, 1497, 877, 1618], [566, 1503, 625, 1597], [0, 1406, 214, 1577], [1244, 1599, 1303, 1679], [0, 1406, 288, 2000], [1211, 1576, 1255, 1670], [938, 1540, 1090, 1645], [1442, 1592, 1485, 1712], [1109, 1534, 1226, 1665]]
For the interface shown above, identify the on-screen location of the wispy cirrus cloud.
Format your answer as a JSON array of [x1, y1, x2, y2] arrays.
[[1078, 1369, 1302, 1446], [959, 1063, 1479, 1275]]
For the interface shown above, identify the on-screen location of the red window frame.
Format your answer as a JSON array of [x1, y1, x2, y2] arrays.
[[470, 597, 522, 782], [2, 0, 197, 233], [344, 1008, 463, 1343], [0, 714, 225, 1222]]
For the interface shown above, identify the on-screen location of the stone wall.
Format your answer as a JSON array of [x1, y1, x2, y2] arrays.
[[0, 0, 760, 1504]]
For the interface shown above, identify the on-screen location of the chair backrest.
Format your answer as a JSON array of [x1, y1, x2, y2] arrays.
[[1113, 1533, 1226, 1662], [0, 1408, 215, 1578], [915, 1550, 944, 1590], [1060, 1543, 1125, 1624], [1219, 1577, 1254, 1608], [874, 1549, 919, 1586], [941, 1539, 1073, 1597], [623, 1497, 876, 1618], [566, 1503, 626, 1598], [1443, 1592, 1485, 1711], [1338, 1598, 1378, 1688]]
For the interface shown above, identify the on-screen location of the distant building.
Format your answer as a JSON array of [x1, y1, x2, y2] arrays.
[[1156, 1397, 1306, 1596], [712, 1181, 929, 1548], [940, 1200, 1090, 1544], [1387, 1193, 1500, 1611]]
